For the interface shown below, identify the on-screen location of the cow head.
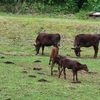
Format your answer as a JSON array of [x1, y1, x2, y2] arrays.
[[71, 46, 81, 57], [82, 64, 89, 72], [54, 55, 66, 66], [34, 44, 39, 55], [54, 55, 62, 66]]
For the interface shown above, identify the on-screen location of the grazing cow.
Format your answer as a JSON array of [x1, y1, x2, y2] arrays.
[[57, 56, 89, 82], [72, 34, 100, 58], [34, 33, 61, 55], [49, 47, 59, 65], [50, 54, 66, 75]]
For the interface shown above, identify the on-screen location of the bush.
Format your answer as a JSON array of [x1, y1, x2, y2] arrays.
[[0, 1, 100, 15], [94, 4, 100, 12]]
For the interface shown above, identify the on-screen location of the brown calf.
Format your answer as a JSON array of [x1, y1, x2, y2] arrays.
[[56, 55, 89, 82], [49, 47, 59, 65]]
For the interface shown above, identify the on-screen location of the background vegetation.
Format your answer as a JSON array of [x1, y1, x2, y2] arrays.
[[0, 0, 100, 16]]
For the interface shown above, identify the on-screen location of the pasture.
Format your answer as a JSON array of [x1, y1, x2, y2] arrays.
[[0, 14, 100, 100]]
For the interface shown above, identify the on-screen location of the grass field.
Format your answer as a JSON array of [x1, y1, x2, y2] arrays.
[[0, 14, 100, 100]]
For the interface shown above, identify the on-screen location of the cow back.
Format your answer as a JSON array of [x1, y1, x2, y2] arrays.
[[35, 33, 61, 46], [74, 34, 100, 47]]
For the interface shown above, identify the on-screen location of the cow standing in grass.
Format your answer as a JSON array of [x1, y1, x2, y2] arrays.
[[34, 33, 61, 55], [49, 47, 59, 65], [54, 55, 89, 82], [51, 54, 66, 75], [72, 34, 100, 58], [49, 47, 60, 75]]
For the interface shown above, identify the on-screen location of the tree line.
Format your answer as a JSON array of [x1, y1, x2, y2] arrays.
[[0, 0, 100, 14]]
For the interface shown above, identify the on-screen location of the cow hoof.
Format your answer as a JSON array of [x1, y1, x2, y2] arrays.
[[51, 73, 53, 75], [64, 78, 66, 80], [64, 76, 66, 79]]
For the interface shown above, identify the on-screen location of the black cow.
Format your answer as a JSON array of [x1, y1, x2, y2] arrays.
[[34, 33, 61, 55], [72, 34, 100, 58], [55, 55, 89, 82]]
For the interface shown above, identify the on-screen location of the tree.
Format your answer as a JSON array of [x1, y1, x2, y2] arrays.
[[75, 0, 88, 10]]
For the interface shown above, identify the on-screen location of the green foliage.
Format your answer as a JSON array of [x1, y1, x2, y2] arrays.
[[94, 3, 100, 12], [0, 0, 97, 14], [94, 6, 100, 12]]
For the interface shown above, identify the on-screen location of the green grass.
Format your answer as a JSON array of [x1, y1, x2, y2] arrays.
[[0, 13, 100, 100], [0, 55, 100, 100]]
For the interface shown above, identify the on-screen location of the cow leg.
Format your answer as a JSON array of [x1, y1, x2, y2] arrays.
[[51, 62, 55, 75], [93, 45, 98, 58], [36, 46, 40, 55], [76, 71, 78, 82], [78, 52, 81, 57], [58, 67, 63, 78], [42, 46, 44, 55], [63, 67, 66, 79], [49, 59, 51, 65], [73, 71, 76, 82], [58, 65, 60, 75]]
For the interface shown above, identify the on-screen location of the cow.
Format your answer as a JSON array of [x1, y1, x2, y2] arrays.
[[49, 47, 59, 65], [34, 33, 61, 55], [57, 55, 89, 82], [50, 54, 66, 75], [71, 34, 100, 58]]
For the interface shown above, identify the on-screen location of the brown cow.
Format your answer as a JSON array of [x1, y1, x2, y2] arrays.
[[34, 33, 61, 55], [50, 54, 66, 75], [49, 47, 59, 65], [55, 55, 89, 82], [72, 34, 100, 58]]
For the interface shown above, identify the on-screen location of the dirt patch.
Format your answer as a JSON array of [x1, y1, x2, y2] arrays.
[[0, 52, 35, 56], [6, 98, 12, 100], [38, 78, 49, 82], [33, 67, 42, 70], [28, 75, 36, 78], [0, 56, 5, 59], [4, 61, 14, 64], [34, 60, 41, 63], [71, 81, 81, 83], [21, 70, 28, 73]]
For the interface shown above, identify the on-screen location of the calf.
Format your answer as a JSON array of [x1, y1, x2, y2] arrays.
[[49, 47, 59, 65], [50, 54, 66, 75], [72, 34, 100, 58], [57, 55, 89, 82]]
